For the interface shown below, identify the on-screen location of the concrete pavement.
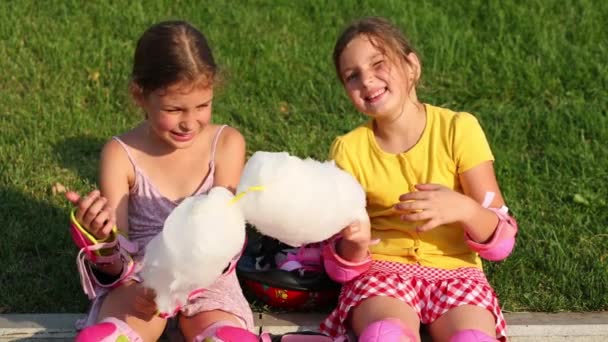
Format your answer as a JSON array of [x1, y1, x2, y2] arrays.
[[1, 312, 607, 341]]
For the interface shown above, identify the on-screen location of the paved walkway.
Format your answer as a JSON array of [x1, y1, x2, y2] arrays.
[[1, 312, 607, 341]]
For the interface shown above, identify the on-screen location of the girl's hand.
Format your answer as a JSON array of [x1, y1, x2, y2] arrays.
[[133, 285, 158, 318], [395, 183, 477, 232], [340, 219, 372, 247], [66, 190, 116, 240], [337, 217, 371, 262]]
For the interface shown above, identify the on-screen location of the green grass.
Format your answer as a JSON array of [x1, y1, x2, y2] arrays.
[[1, 0, 607, 314]]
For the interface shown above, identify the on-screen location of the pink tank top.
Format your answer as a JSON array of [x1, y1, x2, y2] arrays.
[[112, 125, 227, 260]]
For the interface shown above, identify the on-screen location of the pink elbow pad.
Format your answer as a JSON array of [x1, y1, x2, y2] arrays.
[[322, 238, 372, 283], [465, 208, 518, 261]]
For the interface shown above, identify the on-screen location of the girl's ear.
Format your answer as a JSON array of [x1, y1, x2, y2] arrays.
[[405, 52, 422, 83], [130, 82, 146, 108]]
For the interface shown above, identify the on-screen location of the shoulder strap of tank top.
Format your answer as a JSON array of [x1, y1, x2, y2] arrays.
[[111, 136, 137, 168], [209, 125, 228, 163]]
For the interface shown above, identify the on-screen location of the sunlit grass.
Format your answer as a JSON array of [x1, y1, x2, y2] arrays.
[[1, 0, 606, 313]]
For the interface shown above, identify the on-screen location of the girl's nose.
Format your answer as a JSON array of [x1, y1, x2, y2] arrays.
[[362, 71, 375, 88], [178, 110, 200, 130], [178, 120, 194, 132]]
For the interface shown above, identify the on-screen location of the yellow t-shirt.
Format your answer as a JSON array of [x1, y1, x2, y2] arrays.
[[329, 104, 494, 270]]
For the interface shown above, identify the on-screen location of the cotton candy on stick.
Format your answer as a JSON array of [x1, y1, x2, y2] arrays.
[[141, 187, 246, 316], [236, 151, 367, 247]]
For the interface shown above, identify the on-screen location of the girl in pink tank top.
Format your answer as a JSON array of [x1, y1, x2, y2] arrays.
[[65, 21, 254, 342]]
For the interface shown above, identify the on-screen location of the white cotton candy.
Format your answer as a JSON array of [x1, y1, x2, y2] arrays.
[[236, 151, 367, 247], [141, 187, 245, 315]]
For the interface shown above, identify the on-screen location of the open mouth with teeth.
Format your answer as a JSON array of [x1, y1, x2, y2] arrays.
[[365, 87, 387, 103]]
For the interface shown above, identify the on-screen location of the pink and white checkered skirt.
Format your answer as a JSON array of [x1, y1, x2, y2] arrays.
[[320, 261, 507, 341]]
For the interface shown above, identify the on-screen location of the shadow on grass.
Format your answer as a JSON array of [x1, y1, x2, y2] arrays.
[[52, 135, 106, 186], [0, 187, 86, 313]]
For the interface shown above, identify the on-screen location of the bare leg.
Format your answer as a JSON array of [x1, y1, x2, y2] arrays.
[[97, 281, 167, 342]]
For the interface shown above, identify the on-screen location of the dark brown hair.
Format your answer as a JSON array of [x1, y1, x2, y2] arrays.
[[333, 17, 419, 83], [131, 21, 217, 95]]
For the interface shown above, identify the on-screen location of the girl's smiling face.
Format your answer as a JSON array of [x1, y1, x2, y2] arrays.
[[136, 82, 214, 149], [338, 35, 419, 120]]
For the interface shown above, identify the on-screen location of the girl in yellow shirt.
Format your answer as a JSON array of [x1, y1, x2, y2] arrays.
[[320, 17, 518, 342]]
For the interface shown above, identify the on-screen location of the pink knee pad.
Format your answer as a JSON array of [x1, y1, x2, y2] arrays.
[[75, 317, 142, 342], [359, 318, 417, 342], [193, 320, 259, 342], [449, 329, 497, 342]]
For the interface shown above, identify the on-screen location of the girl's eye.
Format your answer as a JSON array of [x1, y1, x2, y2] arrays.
[[345, 73, 359, 82], [373, 60, 384, 68]]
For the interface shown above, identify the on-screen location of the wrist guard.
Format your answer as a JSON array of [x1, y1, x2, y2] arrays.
[[69, 209, 138, 299]]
